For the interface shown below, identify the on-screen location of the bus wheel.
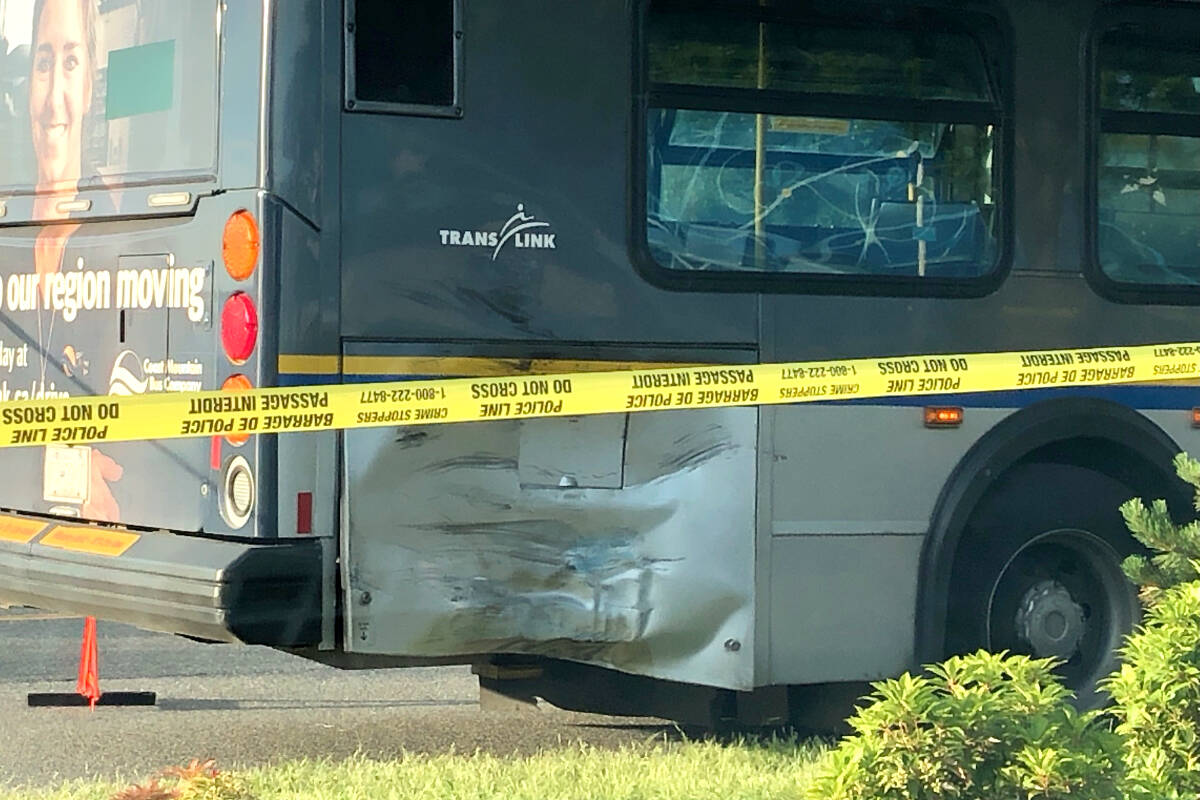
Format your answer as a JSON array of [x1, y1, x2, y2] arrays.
[[946, 462, 1140, 709]]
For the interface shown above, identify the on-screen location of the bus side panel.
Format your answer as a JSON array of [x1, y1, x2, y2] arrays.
[[337, 0, 756, 347], [769, 406, 1008, 535], [267, 0, 323, 227], [274, 205, 337, 542], [767, 535, 924, 683], [342, 406, 757, 691], [764, 405, 1011, 684], [761, 267, 1200, 684], [1147, 410, 1200, 474]]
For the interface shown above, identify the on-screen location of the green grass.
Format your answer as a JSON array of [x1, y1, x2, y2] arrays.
[[0, 737, 827, 800]]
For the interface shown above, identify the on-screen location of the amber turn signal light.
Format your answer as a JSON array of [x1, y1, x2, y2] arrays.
[[222, 210, 260, 281], [222, 374, 253, 446], [1192, 408, 1200, 428], [924, 406, 964, 428]]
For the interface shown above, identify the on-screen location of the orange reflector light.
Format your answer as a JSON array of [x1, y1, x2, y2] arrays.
[[1193, 408, 1200, 428], [222, 374, 253, 445], [222, 210, 260, 281], [924, 406, 964, 428], [221, 292, 259, 364]]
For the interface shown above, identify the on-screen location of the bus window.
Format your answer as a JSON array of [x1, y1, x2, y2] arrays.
[[1097, 33, 1200, 289], [642, 5, 1002, 282], [0, 0, 218, 196], [345, 0, 461, 116]]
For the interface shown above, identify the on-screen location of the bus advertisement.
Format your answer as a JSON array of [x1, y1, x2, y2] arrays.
[[0, 0, 1198, 726]]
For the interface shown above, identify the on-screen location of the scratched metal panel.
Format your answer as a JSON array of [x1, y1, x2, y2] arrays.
[[343, 407, 756, 690], [518, 414, 626, 489]]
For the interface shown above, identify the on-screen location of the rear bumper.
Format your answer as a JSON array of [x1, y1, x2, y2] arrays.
[[0, 514, 322, 646]]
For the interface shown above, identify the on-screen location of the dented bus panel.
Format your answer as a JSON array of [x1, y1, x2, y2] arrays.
[[344, 407, 757, 690]]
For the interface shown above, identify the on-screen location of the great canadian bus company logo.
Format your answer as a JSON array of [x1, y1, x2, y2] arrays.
[[438, 204, 557, 261]]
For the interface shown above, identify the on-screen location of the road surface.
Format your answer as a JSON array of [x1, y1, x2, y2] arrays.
[[0, 607, 672, 788]]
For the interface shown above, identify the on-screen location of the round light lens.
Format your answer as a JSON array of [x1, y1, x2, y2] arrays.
[[230, 470, 253, 514], [221, 455, 256, 529], [222, 210, 260, 281], [222, 374, 253, 446], [220, 292, 258, 364]]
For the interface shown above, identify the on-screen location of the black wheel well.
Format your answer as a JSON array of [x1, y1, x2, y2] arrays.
[[915, 397, 1189, 667], [1013, 437, 1181, 506]]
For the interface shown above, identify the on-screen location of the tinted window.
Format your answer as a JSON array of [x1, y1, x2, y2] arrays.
[[1100, 41, 1200, 114], [650, 14, 992, 102], [351, 0, 456, 109], [1098, 34, 1200, 287], [644, 7, 1001, 280]]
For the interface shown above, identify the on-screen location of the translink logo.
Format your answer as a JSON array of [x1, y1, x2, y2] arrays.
[[438, 204, 558, 261]]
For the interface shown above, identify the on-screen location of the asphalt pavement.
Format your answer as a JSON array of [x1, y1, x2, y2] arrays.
[[0, 607, 672, 789]]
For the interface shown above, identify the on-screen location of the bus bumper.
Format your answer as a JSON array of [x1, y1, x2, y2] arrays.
[[0, 514, 322, 646]]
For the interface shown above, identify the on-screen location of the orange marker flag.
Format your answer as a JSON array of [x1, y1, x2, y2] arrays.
[[75, 616, 101, 709]]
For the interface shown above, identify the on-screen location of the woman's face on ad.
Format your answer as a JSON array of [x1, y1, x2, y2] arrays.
[[29, 0, 91, 188]]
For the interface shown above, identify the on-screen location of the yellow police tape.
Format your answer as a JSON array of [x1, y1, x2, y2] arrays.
[[0, 342, 1197, 448]]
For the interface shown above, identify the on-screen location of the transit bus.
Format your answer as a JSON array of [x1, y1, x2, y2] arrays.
[[0, 0, 1198, 726]]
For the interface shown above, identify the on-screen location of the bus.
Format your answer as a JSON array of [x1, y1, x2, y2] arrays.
[[0, 0, 1197, 727]]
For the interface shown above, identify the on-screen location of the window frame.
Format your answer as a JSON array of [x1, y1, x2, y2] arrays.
[[1085, 2, 1200, 306], [629, 0, 1015, 298], [343, 0, 465, 118]]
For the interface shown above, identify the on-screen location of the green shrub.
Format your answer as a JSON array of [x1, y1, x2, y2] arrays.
[[1105, 582, 1200, 800], [804, 651, 1123, 800], [804, 452, 1200, 800], [1106, 453, 1200, 799], [1121, 453, 1200, 605]]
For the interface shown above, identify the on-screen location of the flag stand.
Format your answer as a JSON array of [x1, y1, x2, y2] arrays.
[[27, 616, 157, 708]]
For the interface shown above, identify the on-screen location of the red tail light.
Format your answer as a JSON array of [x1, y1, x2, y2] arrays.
[[220, 292, 258, 364]]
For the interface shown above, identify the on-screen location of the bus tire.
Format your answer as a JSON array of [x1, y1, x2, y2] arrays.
[[944, 462, 1140, 709]]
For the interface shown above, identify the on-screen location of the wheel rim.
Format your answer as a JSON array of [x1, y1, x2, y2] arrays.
[[985, 528, 1135, 699]]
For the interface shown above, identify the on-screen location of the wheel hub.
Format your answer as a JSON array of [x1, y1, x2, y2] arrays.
[[1015, 580, 1086, 659]]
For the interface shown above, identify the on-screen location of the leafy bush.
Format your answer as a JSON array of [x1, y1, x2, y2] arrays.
[[804, 651, 1123, 800], [1106, 453, 1200, 799], [1121, 453, 1200, 605], [806, 453, 1200, 800], [1105, 583, 1200, 800]]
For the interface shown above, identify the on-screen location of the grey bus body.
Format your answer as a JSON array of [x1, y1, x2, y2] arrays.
[[0, 0, 1198, 724]]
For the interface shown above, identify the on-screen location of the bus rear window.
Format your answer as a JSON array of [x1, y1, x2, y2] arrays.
[[643, 5, 1002, 285], [0, 0, 219, 196], [1098, 33, 1200, 289]]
